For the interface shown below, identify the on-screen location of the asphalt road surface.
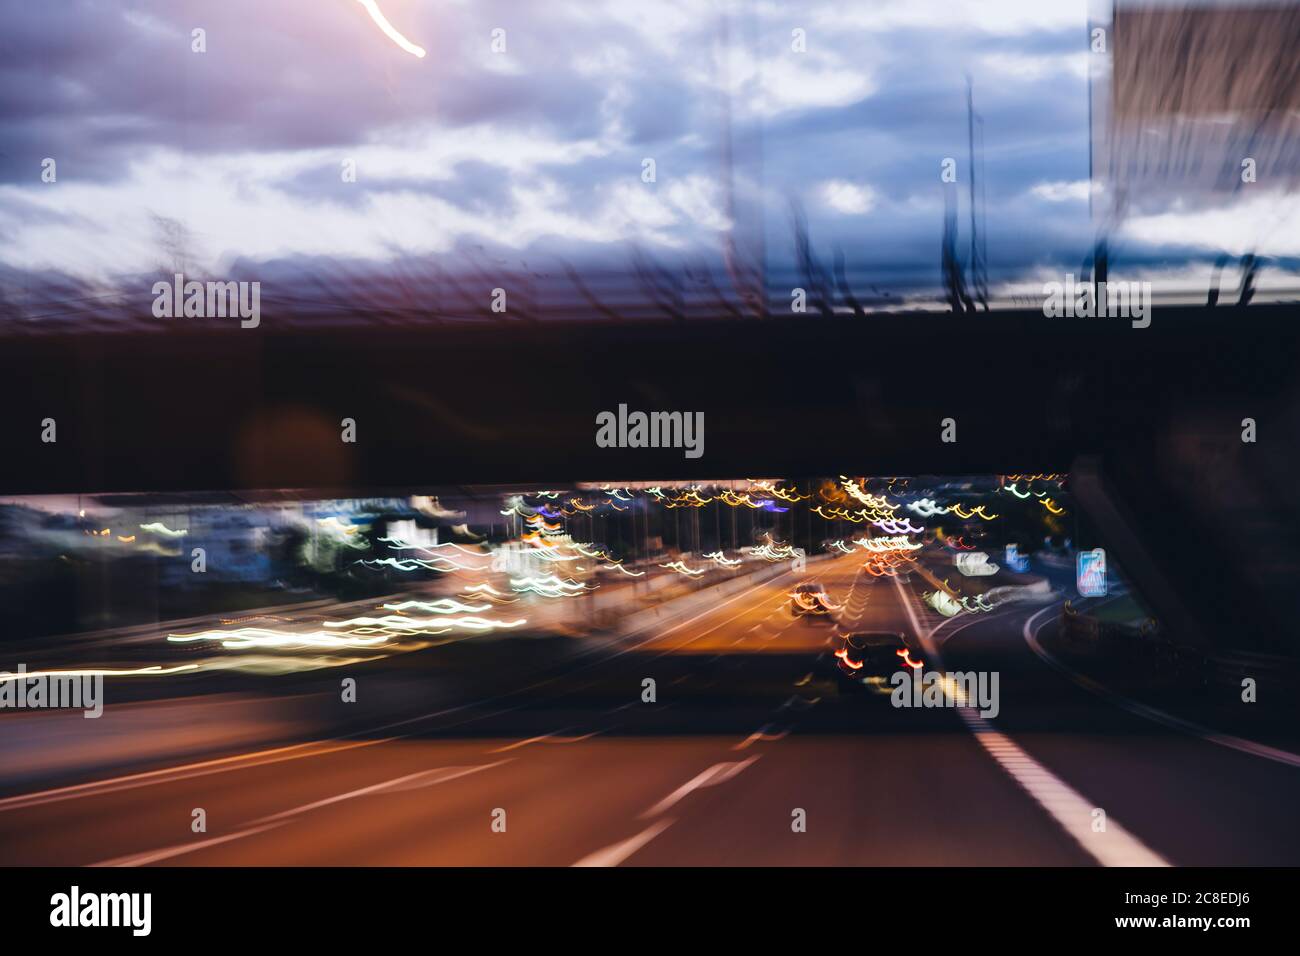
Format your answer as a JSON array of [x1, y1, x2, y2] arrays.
[[2, 553, 1297, 866]]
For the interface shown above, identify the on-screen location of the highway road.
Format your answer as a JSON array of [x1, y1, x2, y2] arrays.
[[1, 552, 1298, 867]]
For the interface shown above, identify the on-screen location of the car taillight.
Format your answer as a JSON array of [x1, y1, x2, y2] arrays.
[[896, 648, 924, 670]]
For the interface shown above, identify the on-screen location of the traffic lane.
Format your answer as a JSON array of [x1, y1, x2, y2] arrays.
[[0, 564, 813, 801], [0, 561, 870, 866], [632, 575, 1095, 866], [1, 699, 761, 867], [0, 690, 330, 798], [646, 555, 860, 655], [0, 672, 724, 866], [0, 733, 502, 866], [17, 634, 873, 868], [115, 736, 776, 866], [0, 563, 843, 864], [41, 682, 1093, 867], [628, 709, 1096, 866], [649, 578, 802, 654], [626, 556, 873, 717], [0, 597, 1105, 866], [4, 555, 1094, 868], [939, 606, 1300, 865], [835, 567, 930, 647], [0, 665, 752, 867]]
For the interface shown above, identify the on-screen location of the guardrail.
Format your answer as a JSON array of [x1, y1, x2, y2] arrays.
[[1060, 600, 1201, 680], [1060, 600, 1300, 695]]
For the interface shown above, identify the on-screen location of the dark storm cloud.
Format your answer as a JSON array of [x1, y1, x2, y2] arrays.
[[0, 0, 630, 183], [5, 0, 1236, 308]]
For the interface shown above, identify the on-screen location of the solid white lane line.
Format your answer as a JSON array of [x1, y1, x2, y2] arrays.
[[485, 731, 601, 753], [0, 572, 794, 814], [633, 568, 797, 647], [1023, 607, 1300, 770], [29, 561, 858, 826], [90, 821, 288, 868], [670, 587, 791, 649], [896, 581, 1170, 867], [493, 733, 600, 754], [732, 724, 790, 751], [640, 755, 762, 818], [252, 760, 511, 824], [0, 735, 401, 813], [570, 818, 675, 867], [488, 732, 559, 752]]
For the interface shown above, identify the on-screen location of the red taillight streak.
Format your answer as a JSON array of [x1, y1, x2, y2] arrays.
[[896, 648, 924, 670]]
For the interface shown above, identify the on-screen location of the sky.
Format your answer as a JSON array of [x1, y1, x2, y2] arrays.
[[0, 0, 1296, 318]]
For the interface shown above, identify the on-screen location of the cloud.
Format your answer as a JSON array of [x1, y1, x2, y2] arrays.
[[699, 42, 877, 117], [753, 53, 876, 114], [813, 0, 1084, 35], [1121, 191, 1300, 257], [3, 0, 1289, 306], [0, 140, 738, 280], [819, 180, 877, 215], [1030, 180, 1091, 202], [980, 52, 1090, 82]]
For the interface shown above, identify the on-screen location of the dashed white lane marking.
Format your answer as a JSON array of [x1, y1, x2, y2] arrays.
[[0, 735, 401, 813], [489, 732, 559, 752], [742, 611, 798, 644], [892, 574, 1170, 868], [91, 821, 289, 868], [732, 724, 790, 751], [570, 818, 676, 867], [487, 731, 600, 753], [253, 761, 511, 824], [640, 755, 762, 818], [6, 569, 802, 816], [646, 571, 798, 650], [1024, 606, 1300, 770]]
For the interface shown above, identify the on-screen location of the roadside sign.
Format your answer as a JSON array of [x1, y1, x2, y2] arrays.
[[1077, 548, 1107, 597]]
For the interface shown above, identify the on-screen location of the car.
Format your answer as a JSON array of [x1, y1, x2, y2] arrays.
[[789, 582, 839, 617], [832, 630, 925, 688]]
